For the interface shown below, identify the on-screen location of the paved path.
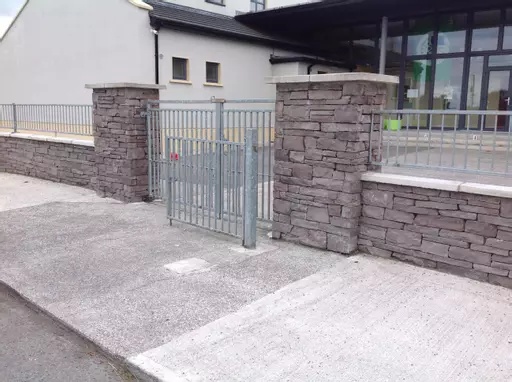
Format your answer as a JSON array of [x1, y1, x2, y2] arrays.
[[0, 285, 133, 381], [1, 173, 512, 381]]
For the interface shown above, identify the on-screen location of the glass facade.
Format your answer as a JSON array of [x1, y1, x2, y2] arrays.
[[344, 7, 512, 128]]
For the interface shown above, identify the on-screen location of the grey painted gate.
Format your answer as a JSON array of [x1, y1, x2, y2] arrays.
[[146, 99, 273, 247]]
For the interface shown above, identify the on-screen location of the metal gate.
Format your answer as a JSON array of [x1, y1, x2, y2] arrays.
[[147, 98, 275, 222], [146, 98, 274, 246]]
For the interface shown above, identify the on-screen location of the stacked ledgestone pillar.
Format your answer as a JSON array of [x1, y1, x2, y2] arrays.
[[86, 83, 165, 203], [270, 73, 398, 254]]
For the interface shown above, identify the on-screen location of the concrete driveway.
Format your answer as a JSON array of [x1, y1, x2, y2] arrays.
[[1, 173, 512, 381]]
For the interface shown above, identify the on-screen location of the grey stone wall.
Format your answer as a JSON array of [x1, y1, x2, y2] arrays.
[[360, 181, 512, 289], [0, 135, 94, 188], [272, 81, 387, 254], [91, 86, 159, 202]]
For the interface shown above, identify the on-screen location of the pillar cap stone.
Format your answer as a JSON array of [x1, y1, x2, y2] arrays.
[[85, 83, 166, 90], [266, 73, 399, 85]]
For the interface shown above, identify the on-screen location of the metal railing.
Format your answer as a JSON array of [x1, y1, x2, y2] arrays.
[[148, 98, 275, 222], [370, 109, 512, 175], [0, 104, 93, 136], [164, 129, 258, 247]]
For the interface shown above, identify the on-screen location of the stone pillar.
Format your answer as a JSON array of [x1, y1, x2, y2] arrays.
[[270, 73, 398, 254], [86, 83, 165, 203]]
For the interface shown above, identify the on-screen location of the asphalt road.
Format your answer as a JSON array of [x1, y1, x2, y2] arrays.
[[0, 286, 135, 382]]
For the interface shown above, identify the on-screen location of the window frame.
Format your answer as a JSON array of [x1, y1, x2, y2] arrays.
[[205, 61, 221, 85], [205, 0, 225, 6], [250, 0, 266, 12], [172, 57, 190, 82]]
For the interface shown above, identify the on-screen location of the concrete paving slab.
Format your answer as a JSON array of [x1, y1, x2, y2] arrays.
[[133, 256, 512, 382], [2, 174, 512, 382], [164, 258, 212, 274]]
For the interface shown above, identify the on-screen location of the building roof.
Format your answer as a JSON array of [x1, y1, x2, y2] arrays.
[[146, 0, 312, 52]]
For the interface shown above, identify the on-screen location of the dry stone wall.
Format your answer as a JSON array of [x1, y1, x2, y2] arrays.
[[272, 80, 388, 253], [360, 181, 512, 289], [0, 134, 94, 188]]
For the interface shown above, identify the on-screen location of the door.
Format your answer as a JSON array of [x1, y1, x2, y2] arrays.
[[483, 69, 512, 130]]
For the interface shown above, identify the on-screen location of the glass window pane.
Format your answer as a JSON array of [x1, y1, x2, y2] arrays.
[[486, 71, 510, 129], [403, 59, 432, 127], [432, 57, 464, 127], [407, 17, 435, 56], [206, 62, 219, 83], [489, 55, 512, 66], [467, 56, 484, 111], [438, 14, 467, 54], [471, 10, 501, 51], [504, 26, 512, 50], [172, 58, 187, 80]]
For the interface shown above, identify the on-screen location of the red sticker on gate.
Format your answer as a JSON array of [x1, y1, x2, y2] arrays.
[[170, 153, 179, 161]]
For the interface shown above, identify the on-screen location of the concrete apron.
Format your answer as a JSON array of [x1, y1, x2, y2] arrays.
[[2, 174, 512, 382]]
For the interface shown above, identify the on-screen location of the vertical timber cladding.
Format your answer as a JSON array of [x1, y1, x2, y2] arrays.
[[271, 74, 397, 254]]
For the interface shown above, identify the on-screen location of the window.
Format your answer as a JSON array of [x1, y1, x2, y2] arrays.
[[251, 0, 265, 12], [205, 0, 224, 5], [471, 10, 501, 51], [172, 57, 188, 81], [206, 62, 220, 84]]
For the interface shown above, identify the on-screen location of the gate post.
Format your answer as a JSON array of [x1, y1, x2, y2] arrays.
[[86, 83, 165, 203], [269, 73, 398, 254], [244, 128, 258, 248], [12, 103, 17, 133], [213, 98, 225, 218]]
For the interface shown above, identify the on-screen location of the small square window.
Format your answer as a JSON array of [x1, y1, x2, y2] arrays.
[[206, 62, 220, 84], [172, 57, 188, 81], [250, 0, 266, 12]]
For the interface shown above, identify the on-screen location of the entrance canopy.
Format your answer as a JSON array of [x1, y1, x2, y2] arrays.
[[237, 0, 511, 39]]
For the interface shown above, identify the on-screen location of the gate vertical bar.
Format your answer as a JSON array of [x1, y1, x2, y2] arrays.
[[147, 105, 153, 197], [243, 127, 258, 249], [12, 103, 17, 132], [214, 99, 225, 218]]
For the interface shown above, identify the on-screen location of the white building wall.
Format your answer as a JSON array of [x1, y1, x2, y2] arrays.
[[161, 0, 316, 16], [158, 29, 305, 100], [0, 0, 154, 104]]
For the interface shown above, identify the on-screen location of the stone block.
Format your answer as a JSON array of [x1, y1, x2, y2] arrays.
[[362, 246, 392, 258], [394, 197, 414, 207], [490, 261, 512, 271], [415, 201, 458, 210], [362, 189, 393, 208], [328, 204, 342, 217], [485, 238, 512, 251], [306, 206, 330, 223], [421, 240, 449, 257], [492, 254, 512, 264], [404, 224, 439, 236], [497, 230, 512, 241], [290, 164, 313, 180], [283, 136, 305, 151], [313, 167, 334, 178], [309, 90, 342, 100], [473, 264, 509, 276], [448, 246, 491, 266], [439, 229, 484, 245], [317, 138, 347, 151], [460, 205, 499, 215], [274, 199, 291, 215], [299, 230, 327, 249], [392, 252, 437, 269], [423, 235, 469, 248], [362, 205, 385, 220], [384, 209, 414, 224], [360, 225, 387, 240], [280, 122, 320, 131], [437, 263, 489, 283], [342, 206, 361, 219], [414, 215, 464, 231], [282, 106, 310, 121], [501, 200, 512, 218], [361, 217, 403, 229], [327, 234, 358, 254], [289, 151, 305, 163], [479, 214, 512, 228], [470, 244, 509, 257], [465, 221, 497, 238], [394, 205, 439, 216], [439, 210, 477, 220], [273, 221, 292, 234], [312, 178, 344, 191], [489, 274, 512, 288], [386, 229, 421, 249]]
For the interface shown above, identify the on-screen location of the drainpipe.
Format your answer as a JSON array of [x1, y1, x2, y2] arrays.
[[152, 28, 160, 84], [307, 63, 315, 75], [379, 16, 388, 74]]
